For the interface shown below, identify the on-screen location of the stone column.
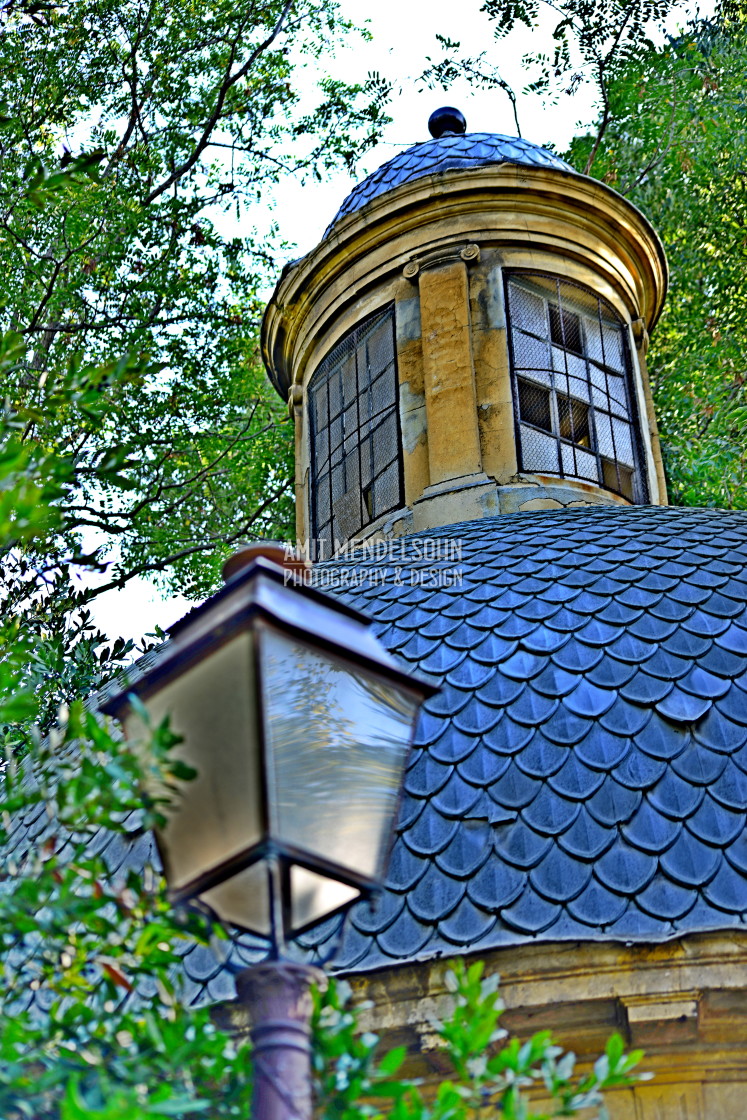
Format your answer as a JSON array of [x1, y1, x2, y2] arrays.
[[416, 249, 482, 485]]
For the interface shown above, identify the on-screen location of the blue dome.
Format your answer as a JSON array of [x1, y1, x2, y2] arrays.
[[325, 132, 576, 233]]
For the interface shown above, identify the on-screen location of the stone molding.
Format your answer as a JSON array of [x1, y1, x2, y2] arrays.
[[262, 163, 668, 402]]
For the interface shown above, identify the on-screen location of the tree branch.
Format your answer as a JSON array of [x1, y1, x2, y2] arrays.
[[143, 0, 294, 206]]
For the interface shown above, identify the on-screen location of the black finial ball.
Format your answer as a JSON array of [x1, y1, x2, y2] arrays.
[[428, 106, 467, 139]]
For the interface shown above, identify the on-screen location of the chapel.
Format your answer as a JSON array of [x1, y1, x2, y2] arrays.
[[255, 106, 747, 1117]]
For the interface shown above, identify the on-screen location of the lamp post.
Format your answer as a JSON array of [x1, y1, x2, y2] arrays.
[[101, 548, 435, 1120]]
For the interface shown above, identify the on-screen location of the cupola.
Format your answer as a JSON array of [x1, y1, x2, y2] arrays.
[[262, 109, 669, 556]]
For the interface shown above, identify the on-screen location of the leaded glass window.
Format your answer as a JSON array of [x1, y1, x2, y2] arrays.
[[506, 273, 647, 503], [309, 307, 402, 553]]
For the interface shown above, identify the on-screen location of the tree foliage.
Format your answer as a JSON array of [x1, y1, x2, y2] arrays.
[[562, 1, 747, 507], [0, 0, 393, 734], [0, 0, 389, 613]]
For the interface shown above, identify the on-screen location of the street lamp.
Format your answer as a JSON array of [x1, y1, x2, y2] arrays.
[[101, 547, 435, 1120]]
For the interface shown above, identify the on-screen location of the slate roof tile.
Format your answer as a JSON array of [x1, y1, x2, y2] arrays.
[[635, 715, 689, 761], [637, 877, 698, 921], [501, 889, 562, 934], [458, 746, 511, 786], [599, 697, 652, 737], [669, 583, 712, 605], [575, 726, 631, 770], [663, 630, 712, 658], [403, 805, 458, 855], [724, 828, 747, 874], [541, 705, 592, 745], [452, 698, 503, 736], [434, 823, 493, 878], [716, 622, 747, 654], [515, 733, 567, 778], [551, 638, 604, 673], [446, 658, 495, 689], [558, 807, 616, 859], [607, 633, 658, 663], [408, 863, 465, 921], [376, 908, 434, 958], [702, 861, 747, 913], [530, 847, 592, 902], [482, 716, 534, 754], [467, 859, 526, 910], [683, 610, 731, 638], [507, 689, 559, 726], [521, 787, 580, 835], [524, 631, 577, 654], [567, 880, 629, 927], [429, 726, 476, 765], [595, 839, 657, 894], [383, 843, 428, 891], [439, 898, 497, 945], [694, 709, 747, 752], [548, 754, 605, 799], [489, 763, 542, 809], [621, 671, 673, 706], [686, 796, 744, 846], [680, 666, 731, 700], [432, 772, 483, 817], [648, 770, 705, 819], [650, 598, 695, 623], [659, 830, 721, 888], [500, 649, 549, 680], [671, 742, 728, 784], [700, 644, 747, 678], [326, 131, 576, 234], [565, 680, 616, 718], [585, 657, 637, 689], [587, 778, 641, 826], [494, 819, 552, 870], [621, 800, 681, 852], [713, 691, 747, 727], [597, 601, 642, 626], [615, 748, 667, 790], [606, 905, 674, 939], [532, 665, 583, 698], [710, 762, 747, 811]]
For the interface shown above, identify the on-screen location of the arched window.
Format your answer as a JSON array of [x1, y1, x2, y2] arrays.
[[506, 274, 647, 503], [309, 306, 402, 553]]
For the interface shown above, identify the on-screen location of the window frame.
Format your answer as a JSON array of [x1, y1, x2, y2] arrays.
[[308, 305, 403, 552], [505, 271, 648, 504]]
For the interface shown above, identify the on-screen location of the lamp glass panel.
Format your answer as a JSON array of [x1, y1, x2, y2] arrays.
[[200, 861, 270, 935], [124, 631, 262, 892], [259, 626, 419, 881], [290, 866, 360, 931]]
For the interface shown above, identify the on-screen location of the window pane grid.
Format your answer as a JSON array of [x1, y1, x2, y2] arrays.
[[507, 273, 647, 504], [309, 307, 402, 553]]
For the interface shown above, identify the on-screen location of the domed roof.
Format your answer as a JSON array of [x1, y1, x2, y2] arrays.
[[325, 131, 575, 234]]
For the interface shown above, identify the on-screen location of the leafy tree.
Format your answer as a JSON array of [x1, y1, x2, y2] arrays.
[[0, 0, 391, 731], [0, 0, 389, 601]]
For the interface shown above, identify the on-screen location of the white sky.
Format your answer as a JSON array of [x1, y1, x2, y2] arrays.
[[85, 0, 700, 645]]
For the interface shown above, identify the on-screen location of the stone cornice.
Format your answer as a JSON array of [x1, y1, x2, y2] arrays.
[[261, 163, 668, 400], [343, 931, 747, 1086]]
